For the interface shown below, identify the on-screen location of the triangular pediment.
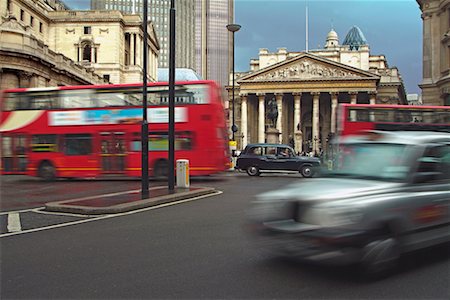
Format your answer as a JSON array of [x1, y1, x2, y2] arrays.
[[148, 22, 160, 49], [238, 53, 379, 83]]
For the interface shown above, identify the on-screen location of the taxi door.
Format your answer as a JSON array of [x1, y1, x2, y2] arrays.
[[408, 144, 450, 249]]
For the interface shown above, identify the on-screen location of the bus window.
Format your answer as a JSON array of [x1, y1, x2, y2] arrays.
[[176, 132, 193, 150], [64, 134, 92, 155], [2, 93, 17, 111], [96, 90, 140, 107], [31, 135, 58, 152], [2, 136, 13, 171], [29, 93, 57, 109], [60, 90, 96, 108], [130, 132, 193, 151]]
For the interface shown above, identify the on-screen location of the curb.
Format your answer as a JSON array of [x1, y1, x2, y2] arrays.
[[44, 187, 217, 215]]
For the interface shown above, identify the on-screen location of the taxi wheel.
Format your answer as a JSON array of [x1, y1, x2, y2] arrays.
[[300, 165, 313, 178], [246, 166, 260, 176], [38, 162, 56, 181], [360, 234, 400, 280]]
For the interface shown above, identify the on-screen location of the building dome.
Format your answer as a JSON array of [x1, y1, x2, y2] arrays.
[[327, 29, 338, 40], [343, 26, 367, 50], [325, 29, 339, 49]]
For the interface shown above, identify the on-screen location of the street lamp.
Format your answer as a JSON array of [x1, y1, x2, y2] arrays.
[[141, 0, 149, 199], [226, 23, 241, 143]]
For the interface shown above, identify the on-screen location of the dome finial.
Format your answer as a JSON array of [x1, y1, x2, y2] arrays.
[[325, 25, 339, 49], [343, 26, 367, 50]]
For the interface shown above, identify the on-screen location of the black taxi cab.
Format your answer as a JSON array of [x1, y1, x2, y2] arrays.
[[235, 143, 320, 177]]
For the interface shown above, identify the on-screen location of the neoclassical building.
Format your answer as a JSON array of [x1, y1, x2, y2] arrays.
[[0, 0, 105, 89], [228, 26, 407, 154], [0, 0, 160, 90], [48, 9, 159, 84], [416, 0, 450, 106]]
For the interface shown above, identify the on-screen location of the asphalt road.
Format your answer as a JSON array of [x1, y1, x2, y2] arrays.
[[1, 173, 449, 299]]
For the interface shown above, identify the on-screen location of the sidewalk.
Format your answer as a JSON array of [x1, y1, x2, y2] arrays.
[[45, 186, 217, 215]]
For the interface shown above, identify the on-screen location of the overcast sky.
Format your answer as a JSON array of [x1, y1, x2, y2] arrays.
[[64, 0, 422, 94]]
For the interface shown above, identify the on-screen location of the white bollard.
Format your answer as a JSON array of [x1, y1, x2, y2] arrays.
[[176, 159, 190, 188]]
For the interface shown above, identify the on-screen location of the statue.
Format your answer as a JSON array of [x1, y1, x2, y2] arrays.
[[267, 97, 278, 128]]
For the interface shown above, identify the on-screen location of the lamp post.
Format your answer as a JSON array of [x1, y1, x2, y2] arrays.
[[141, 0, 149, 199], [313, 136, 319, 157], [226, 23, 241, 144]]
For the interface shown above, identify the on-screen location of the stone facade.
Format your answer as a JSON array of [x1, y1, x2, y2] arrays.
[[48, 10, 159, 84], [228, 27, 407, 153], [1, 0, 106, 89], [416, 0, 450, 106], [0, 0, 159, 90]]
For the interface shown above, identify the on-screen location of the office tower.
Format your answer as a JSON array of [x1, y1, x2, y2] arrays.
[[91, 0, 195, 69], [195, 0, 232, 88]]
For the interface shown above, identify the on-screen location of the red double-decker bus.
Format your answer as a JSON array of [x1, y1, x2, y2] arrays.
[[337, 104, 450, 136], [0, 80, 230, 180]]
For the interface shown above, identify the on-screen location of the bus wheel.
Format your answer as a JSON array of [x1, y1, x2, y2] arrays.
[[38, 162, 56, 181], [154, 160, 169, 179]]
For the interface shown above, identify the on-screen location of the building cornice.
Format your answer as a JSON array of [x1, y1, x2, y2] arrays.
[[15, 0, 53, 22]]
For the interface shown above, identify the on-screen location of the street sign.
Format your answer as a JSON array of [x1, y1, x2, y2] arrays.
[[229, 140, 237, 150]]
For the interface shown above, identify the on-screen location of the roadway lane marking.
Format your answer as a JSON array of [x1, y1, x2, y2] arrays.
[[7, 212, 22, 232], [0, 190, 223, 238]]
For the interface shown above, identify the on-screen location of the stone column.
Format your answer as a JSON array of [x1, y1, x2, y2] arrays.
[[18, 71, 32, 88], [241, 94, 248, 149], [135, 35, 140, 66], [91, 45, 95, 63], [369, 91, 377, 121], [257, 93, 265, 143], [330, 92, 339, 134], [275, 93, 283, 134], [349, 91, 358, 121], [29, 75, 39, 88], [312, 92, 320, 155], [130, 33, 135, 65], [293, 92, 302, 153]]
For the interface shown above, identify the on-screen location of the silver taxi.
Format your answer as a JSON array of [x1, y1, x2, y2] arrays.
[[247, 131, 450, 278]]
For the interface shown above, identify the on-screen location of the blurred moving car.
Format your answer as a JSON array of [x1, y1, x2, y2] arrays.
[[247, 131, 450, 278], [236, 143, 320, 177]]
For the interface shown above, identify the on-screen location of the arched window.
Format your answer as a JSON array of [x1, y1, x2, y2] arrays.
[[83, 43, 92, 62]]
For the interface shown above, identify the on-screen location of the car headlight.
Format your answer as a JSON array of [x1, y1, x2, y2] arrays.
[[301, 206, 363, 227]]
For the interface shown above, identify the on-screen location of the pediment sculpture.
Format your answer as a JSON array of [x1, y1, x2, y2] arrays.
[[253, 59, 360, 81]]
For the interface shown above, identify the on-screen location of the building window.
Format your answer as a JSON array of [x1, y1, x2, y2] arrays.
[[20, 9, 24, 21], [84, 26, 91, 34], [39, 22, 43, 33], [30, 16, 34, 27], [82, 44, 92, 62], [103, 74, 110, 81]]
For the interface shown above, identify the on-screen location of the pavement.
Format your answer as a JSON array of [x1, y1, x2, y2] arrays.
[[44, 186, 217, 215]]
